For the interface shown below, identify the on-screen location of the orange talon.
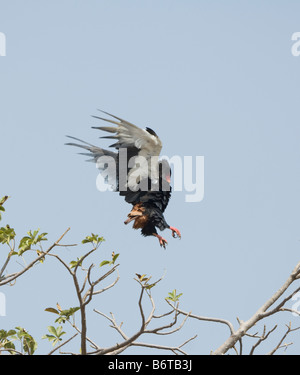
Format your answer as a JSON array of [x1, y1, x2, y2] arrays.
[[169, 226, 181, 239], [153, 233, 168, 249]]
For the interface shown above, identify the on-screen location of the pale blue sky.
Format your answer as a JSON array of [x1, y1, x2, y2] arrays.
[[1, 1, 300, 354]]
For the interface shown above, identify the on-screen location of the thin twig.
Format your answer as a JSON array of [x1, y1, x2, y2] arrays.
[[47, 333, 78, 355], [165, 299, 235, 335], [249, 325, 277, 355]]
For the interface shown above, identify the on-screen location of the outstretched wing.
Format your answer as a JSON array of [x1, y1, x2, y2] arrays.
[[92, 110, 163, 190], [92, 110, 162, 157], [65, 135, 119, 191], [65, 135, 117, 161]]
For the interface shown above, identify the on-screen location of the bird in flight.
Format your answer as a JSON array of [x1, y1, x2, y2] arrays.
[[66, 110, 181, 248]]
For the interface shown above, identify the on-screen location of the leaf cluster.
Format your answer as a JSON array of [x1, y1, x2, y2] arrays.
[[0, 225, 16, 245], [0, 327, 37, 355], [18, 229, 48, 256], [45, 305, 80, 324], [166, 289, 183, 302], [82, 233, 105, 247], [42, 326, 66, 347], [135, 273, 161, 290]]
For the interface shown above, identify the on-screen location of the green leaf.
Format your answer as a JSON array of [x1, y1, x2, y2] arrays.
[[41, 334, 55, 341], [44, 307, 60, 315], [99, 260, 111, 267], [7, 330, 17, 336], [100, 252, 120, 267], [0, 196, 8, 221], [47, 326, 58, 336], [112, 253, 119, 264], [0, 196, 9, 206], [56, 326, 64, 336], [3, 341, 16, 352]]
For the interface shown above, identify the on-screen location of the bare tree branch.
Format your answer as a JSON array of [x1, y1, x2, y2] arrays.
[[165, 299, 235, 335], [266, 323, 300, 355], [91, 277, 194, 355], [249, 325, 277, 355], [130, 334, 198, 355], [212, 261, 300, 355]]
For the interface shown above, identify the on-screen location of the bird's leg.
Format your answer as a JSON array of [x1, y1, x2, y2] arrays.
[[169, 226, 181, 239], [152, 233, 168, 249]]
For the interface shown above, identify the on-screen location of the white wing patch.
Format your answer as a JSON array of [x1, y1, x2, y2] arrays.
[[92, 111, 162, 157]]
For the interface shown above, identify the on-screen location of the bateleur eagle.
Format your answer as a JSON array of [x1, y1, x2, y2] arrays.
[[66, 110, 181, 248]]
